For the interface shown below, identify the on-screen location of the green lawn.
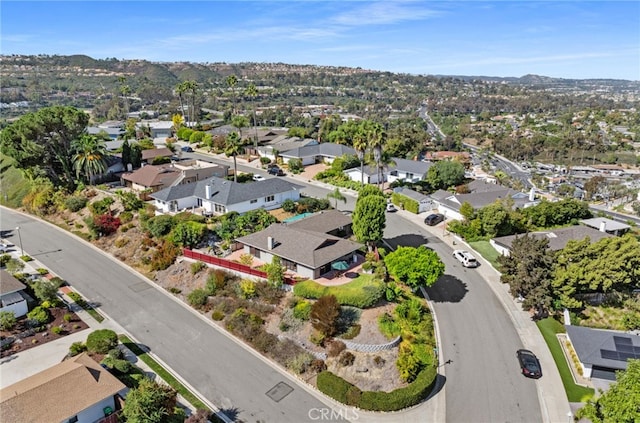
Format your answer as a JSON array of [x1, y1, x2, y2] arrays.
[[119, 335, 210, 411], [0, 156, 32, 208], [536, 317, 594, 402], [468, 240, 501, 268]]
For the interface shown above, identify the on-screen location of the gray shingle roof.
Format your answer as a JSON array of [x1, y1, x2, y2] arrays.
[[388, 158, 432, 175], [395, 187, 429, 202], [565, 325, 640, 370], [286, 210, 352, 233], [150, 176, 303, 205], [236, 224, 362, 269], [492, 225, 612, 251], [280, 143, 356, 158]]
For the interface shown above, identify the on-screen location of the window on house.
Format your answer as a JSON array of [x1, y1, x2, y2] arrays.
[[214, 204, 226, 213], [281, 258, 296, 271], [250, 199, 257, 204], [265, 195, 275, 202]]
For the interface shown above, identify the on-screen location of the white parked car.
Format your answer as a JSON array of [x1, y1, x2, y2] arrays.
[[252, 174, 266, 182], [0, 243, 9, 253], [386, 203, 397, 212], [453, 250, 478, 268]]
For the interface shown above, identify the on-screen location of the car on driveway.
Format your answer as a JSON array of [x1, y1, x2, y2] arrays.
[[386, 203, 397, 212], [424, 213, 445, 226], [252, 174, 266, 181], [453, 250, 478, 268], [517, 349, 542, 379]]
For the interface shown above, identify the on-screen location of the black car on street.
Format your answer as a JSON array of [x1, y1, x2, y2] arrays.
[[517, 349, 542, 379]]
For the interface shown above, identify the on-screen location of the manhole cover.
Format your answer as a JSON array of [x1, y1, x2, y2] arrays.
[[265, 382, 293, 402]]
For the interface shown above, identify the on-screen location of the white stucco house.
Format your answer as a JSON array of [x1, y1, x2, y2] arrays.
[[150, 176, 303, 215], [386, 158, 432, 184], [278, 142, 356, 165], [0, 270, 28, 318]]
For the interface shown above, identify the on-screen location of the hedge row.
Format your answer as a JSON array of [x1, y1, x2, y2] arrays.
[[391, 193, 419, 214], [293, 278, 385, 308], [317, 365, 437, 411]]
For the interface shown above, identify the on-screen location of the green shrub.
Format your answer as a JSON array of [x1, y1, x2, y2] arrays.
[[5, 258, 25, 273], [119, 211, 134, 223], [69, 341, 87, 356], [51, 326, 63, 335], [378, 312, 401, 338], [282, 199, 296, 213], [65, 195, 88, 212], [86, 329, 118, 354], [391, 193, 419, 214], [286, 352, 314, 375], [187, 288, 209, 308], [211, 310, 225, 321], [359, 366, 437, 411], [318, 365, 437, 411], [0, 311, 17, 330], [89, 197, 114, 215], [341, 323, 361, 340], [20, 255, 33, 262], [36, 268, 49, 275], [0, 254, 11, 267], [293, 277, 385, 308], [27, 306, 50, 325], [293, 300, 312, 320], [190, 261, 206, 274], [238, 279, 256, 299]]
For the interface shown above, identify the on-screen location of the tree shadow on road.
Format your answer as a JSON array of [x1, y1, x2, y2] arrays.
[[425, 274, 468, 303], [384, 233, 434, 249], [217, 407, 240, 422]]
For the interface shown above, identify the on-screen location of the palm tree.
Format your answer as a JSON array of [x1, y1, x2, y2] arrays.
[[326, 187, 347, 209], [72, 134, 109, 184], [224, 131, 243, 182], [226, 75, 238, 114], [183, 80, 198, 127], [175, 81, 188, 124], [231, 115, 249, 141], [352, 126, 368, 186], [366, 121, 386, 188], [245, 83, 259, 148]]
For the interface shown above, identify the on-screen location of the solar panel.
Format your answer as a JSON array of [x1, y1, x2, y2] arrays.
[[617, 344, 634, 353], [613, 336, 632, 346], [601, 349, 620, 360], [619, 351, 638, 360]]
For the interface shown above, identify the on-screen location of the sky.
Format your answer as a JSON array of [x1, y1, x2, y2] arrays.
[[2, 1, 639, 80]]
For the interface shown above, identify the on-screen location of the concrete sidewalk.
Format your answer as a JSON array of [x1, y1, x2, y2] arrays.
[[395, 208, 572, 423]]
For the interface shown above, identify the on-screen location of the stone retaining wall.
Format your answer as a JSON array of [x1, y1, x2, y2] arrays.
[[341, 336, 401, 353]]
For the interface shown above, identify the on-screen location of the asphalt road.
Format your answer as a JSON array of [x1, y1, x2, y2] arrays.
[[1, 208, 346, 423], [383, 215, 543, 423]]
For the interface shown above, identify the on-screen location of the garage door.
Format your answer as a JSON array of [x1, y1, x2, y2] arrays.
[[591, 366, 618, 381]]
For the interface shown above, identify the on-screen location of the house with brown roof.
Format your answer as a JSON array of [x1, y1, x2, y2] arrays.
[[0, 269, 28, 318], [235, 223, 362, 280], [140, 147, 173, 164], [121, 160, 228, 194], [0, 353, 126, 423]]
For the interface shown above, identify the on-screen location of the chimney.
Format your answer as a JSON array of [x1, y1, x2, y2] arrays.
[[267, 236, 274, 250], [599, 220, 607, 233], [529, 187, 535, 202], [205, 184, 211, 199]]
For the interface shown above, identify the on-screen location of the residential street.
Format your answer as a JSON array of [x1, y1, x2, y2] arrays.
[[0, 208, 351, 423]]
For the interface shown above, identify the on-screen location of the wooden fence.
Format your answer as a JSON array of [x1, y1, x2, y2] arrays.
[[183, 249, 297, 285]]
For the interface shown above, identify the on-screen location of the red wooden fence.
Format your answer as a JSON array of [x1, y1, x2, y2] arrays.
[[183, 248, 297, 285]]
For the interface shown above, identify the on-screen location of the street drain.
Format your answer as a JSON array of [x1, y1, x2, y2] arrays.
[[266, 381, 293, 402]]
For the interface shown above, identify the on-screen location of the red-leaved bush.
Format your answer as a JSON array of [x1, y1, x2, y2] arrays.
[[95, 214, 121, 235]]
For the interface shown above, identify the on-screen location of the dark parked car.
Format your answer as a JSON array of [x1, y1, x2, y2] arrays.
[[181, 145, 193, 152], [268, 166, 285, 176], [424, 213, 445, 226], [517, 349, 542, 379]]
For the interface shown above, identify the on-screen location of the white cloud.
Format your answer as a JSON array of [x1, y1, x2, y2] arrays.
[[331, 1, 441, 27]]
